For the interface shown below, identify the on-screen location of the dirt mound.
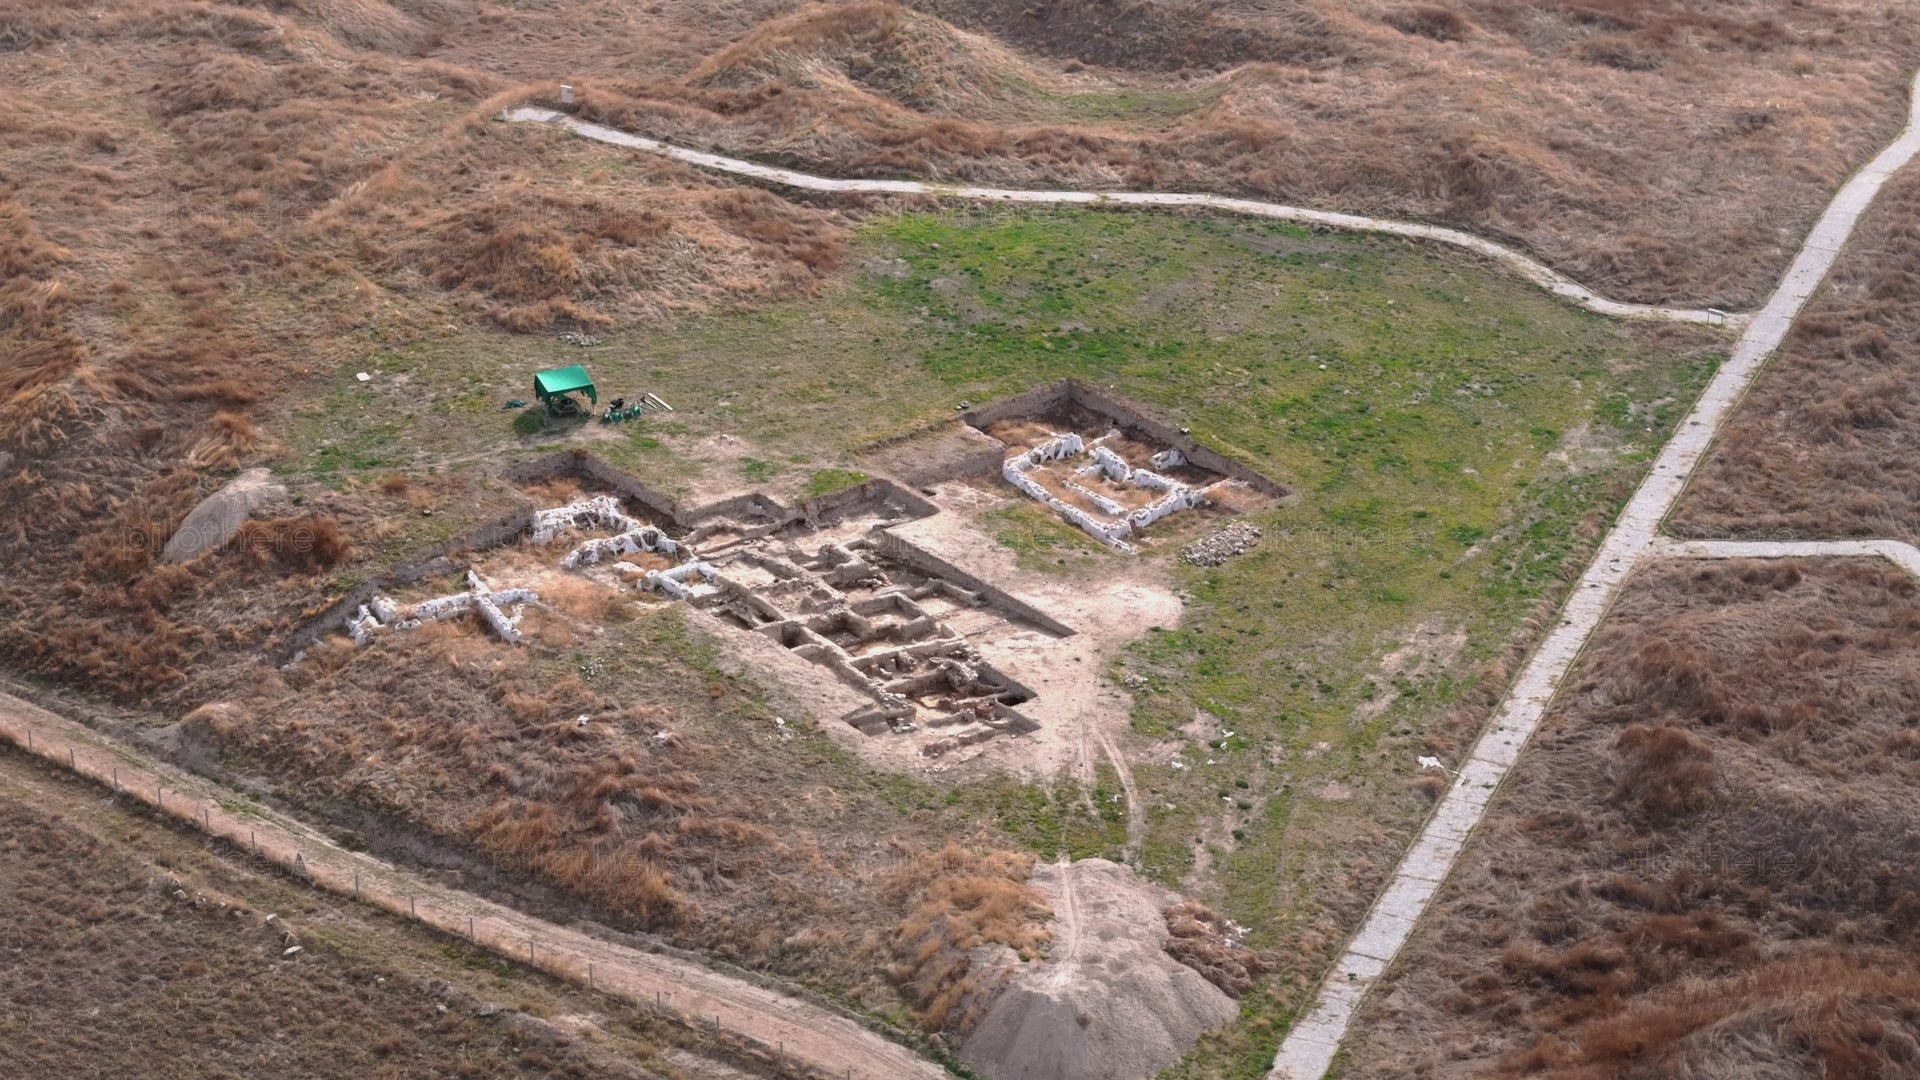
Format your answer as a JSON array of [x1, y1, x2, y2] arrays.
[[253, 0, 472, 56], [340, 118, 850, 330], [907, 0, 1344, 71], [960, 859, 1235, 1080], [690, 1, 1037, 114]]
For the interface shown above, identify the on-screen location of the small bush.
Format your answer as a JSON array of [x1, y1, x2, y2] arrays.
[[1163, 901, 1271, 996], [227, 515, 351, 573], [1385, 5, 1468, 42], [1610, 724, 1717, 821]]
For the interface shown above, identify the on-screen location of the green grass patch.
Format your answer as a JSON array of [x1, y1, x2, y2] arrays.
[[510, 409, 547, 437], [979, 502, 1110, 572], [804, 468, 869, 499], [439, 944, 521, 980]]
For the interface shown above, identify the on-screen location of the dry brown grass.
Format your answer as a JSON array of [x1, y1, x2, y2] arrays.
[[1383, 5, 1471, 42], [912, 0, 1336, 72], [226, 515, 352, 573], [0, 199, 88, 403], [0, 790, 663, 1078], [1674, 166, 1920, 542], [884, 843, 1051, 1031], [1163, 900, 1273, 998], [0, 0, 482, 700], [1341, 558, 1920, 1077], [200, 615, 1043, 1018], [3, 0, 1909, 706], [1, 0, 1916, 1053], [688, 0, 1069, 120], [519, 0, 1920, 307], [373, 179, 847, 330], [938, 0, 1920, 305], [0, 0, 846, 702]]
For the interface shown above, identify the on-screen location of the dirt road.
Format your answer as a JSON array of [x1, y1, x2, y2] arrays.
[[0, 690, 948, 1080]]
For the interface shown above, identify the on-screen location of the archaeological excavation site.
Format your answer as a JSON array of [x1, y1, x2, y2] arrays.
[[22, 7, 1915, 1071], [307, 381, 1281, 772]]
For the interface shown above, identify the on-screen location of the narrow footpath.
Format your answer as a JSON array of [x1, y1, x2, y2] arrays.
[[0, 690, 948, 1080], [500, 106, 1735, 327]]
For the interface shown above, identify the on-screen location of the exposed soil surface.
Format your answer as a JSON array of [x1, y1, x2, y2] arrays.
[[962, 859, 1236, 1080]]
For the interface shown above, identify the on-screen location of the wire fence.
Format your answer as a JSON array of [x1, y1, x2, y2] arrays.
[[2, 717, 940, 1080]]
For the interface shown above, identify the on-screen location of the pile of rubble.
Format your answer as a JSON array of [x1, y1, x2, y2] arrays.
[[345, 570, 538, 646], [1181, 522, 1262, 567]]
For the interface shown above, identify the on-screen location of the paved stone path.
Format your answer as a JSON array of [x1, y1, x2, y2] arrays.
[[1269, 68, 1920, 1079], [0, 690, 947, 1080], [501, 80, 1920, 1078], [11, 81, 1917, 1080], [1653, 537, 1920, 574], [500, 107, 1733, 326]]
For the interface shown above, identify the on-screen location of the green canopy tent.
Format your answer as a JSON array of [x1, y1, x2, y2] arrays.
[[533, 365, 597, 417]]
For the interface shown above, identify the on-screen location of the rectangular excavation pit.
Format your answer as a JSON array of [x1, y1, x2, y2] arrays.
[[959, 379, 1286, 496], [871, 379, 1292, 553], [295, 450, 1063, 761], [984, 416, 1270, 550], [651, 518, 1062, 750]]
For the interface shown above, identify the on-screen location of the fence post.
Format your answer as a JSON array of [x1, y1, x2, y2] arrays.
[[68, 747, 74, 769], [113, 767, 118, 793], [588, 962, 594, 990], [157, 783, 163, 808], [468, 916, 475, 942], [355, 871, 360, 900], [410, 895, 416, 918]]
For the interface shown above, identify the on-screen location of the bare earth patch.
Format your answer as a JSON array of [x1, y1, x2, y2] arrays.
[[962, 858, 1237, 1080]]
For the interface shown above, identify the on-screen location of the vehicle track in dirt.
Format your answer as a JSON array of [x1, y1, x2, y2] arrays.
[[1045, 858, 1084, 990], [0, 690, 949, 1080], [1089, 720, 1144, 856]]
